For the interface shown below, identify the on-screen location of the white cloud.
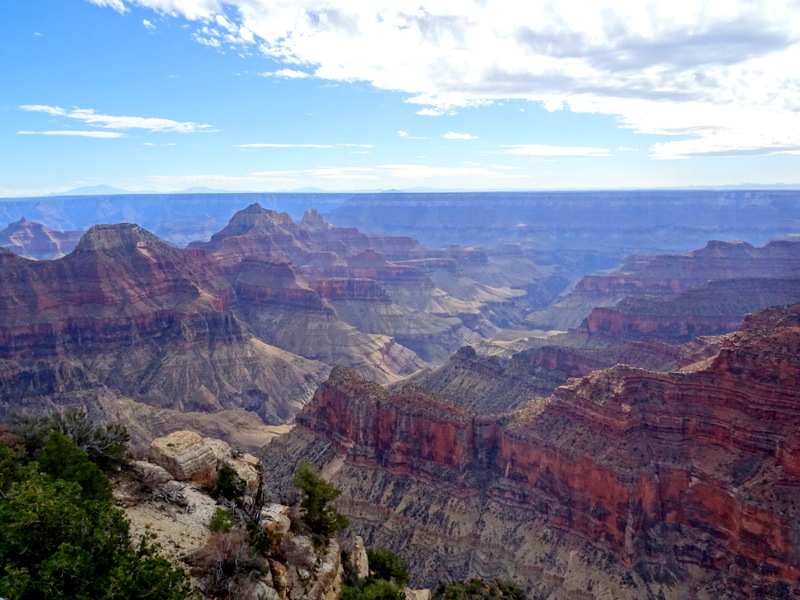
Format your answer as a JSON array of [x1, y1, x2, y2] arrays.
[[33, 32, 43, 37], [143, 19, 155, 29], [503, 144, 611, 157], [377, 164, 529, 179], [443, 132, 478, 140], [238, 143, 333, 148], [417, 107, 453, 116], [92, 0, 800, 157], [237, 142, 372, 148], [86, 0, 127, 14], [194, 35, 221, 47], [262, 68, 311, 79], [20, 104, 210, 133], [398, 130, 426, 139], [18, 130, 124, 138], [307, 167, 378, 180], [144, 161, 530, 192]]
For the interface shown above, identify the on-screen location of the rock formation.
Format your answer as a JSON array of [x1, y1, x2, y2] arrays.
[[0, 217, 82, 259], [0, 221, 330, 450], [0, 205, 558, 449], [262, 303, 800, 599], [578, 276, 800, 344], [526, 239, 800, 331]]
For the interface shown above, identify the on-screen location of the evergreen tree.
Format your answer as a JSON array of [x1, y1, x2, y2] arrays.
[[0, 433, 192, 600], [292, 461, 349, 538]]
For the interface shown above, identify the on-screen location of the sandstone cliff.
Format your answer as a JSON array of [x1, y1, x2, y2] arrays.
[[262, 303, 800, 599]]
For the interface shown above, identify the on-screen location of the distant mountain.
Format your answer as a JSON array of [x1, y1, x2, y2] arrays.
[[52, 184, 139, 196]]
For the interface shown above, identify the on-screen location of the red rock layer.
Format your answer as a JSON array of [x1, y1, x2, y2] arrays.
[[579, 277, 800, 343], [296, 304, 800, 596]]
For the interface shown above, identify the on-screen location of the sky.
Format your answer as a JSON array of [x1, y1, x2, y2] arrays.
[[2, 0, 800, 196]]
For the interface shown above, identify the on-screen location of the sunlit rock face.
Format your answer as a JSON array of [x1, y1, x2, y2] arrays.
[[263, 303, 800, 599]]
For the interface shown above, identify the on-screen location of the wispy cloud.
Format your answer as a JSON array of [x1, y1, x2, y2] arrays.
[[443, 132, 478, 140], [143, 19, 155, 30], [237, 142, 372, 149], [377, 164, 529, 179], [417, 107, 454, 117], [145, 161, 530, 191], [262, 69, 312, 79], [20, 104, 210, 133], [86, 0, 127, 14], [238, 143, 333, 148], [502, 144, 611, 157], [18, 130, 124, 138], [96, 0, 800, 158]]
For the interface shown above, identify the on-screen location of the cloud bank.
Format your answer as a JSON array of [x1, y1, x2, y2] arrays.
[[87, 0, 800, 158]]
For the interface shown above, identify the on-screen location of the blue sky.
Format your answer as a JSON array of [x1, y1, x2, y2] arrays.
[[2, 0, 800, 196]]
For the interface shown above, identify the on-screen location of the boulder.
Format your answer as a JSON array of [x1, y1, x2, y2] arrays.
[[148, 430, 260, 493]]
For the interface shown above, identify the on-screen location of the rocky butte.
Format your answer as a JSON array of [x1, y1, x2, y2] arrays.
[[263, 303, 800, 599], [0, 204, 559, 452]]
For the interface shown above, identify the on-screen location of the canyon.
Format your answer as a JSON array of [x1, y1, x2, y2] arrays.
[[1, 191, 799, 597], [0, 204, 547, 451], [262, 303, 800, 599]]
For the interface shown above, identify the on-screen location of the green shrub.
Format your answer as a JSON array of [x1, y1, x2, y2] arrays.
[[434, 578, 528, 600], [9, 408, 129, 471], [209, 507, 235, 533], [0, 468, 192, 600], [366, 548, 409, 586], [292, 461, 349, 538], [38, 430, 112, 503], [342, 578, 405, 600], [211, 464, 246, 502]]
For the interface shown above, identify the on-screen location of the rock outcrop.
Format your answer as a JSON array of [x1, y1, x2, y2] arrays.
[[148, 430, 260, 493], [263, 303, 800, 599], [0, 217, 82, 259]]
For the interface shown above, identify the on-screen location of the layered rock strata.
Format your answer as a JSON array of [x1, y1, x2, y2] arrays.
[[579, 277, 800, 344], [0, 217, 82, 259], [526, 240, 800, 331], [263, 304, 800, 599]]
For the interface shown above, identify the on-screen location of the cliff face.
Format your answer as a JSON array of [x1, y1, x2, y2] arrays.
[[1, 206, 541, 448], [197, 204, 529, 366], [526, 239, 800, 331], [0, 218, 82, 260], [265, 304, 800, 599], [579, 276, 800, 344], [0, 224, 329, 439]]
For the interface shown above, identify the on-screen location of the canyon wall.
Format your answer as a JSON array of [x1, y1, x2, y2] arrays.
[[264, 304, 800, 599]]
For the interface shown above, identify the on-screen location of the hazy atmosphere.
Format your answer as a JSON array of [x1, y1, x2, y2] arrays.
[[4, 0, 800, 196]]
